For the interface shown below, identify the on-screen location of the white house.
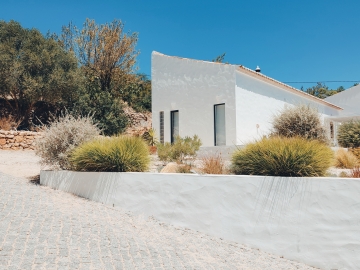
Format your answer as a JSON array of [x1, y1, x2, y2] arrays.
[[151, 51, 343, 147]]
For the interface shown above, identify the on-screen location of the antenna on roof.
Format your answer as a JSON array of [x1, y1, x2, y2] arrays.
[[255, 66, 261, 73]]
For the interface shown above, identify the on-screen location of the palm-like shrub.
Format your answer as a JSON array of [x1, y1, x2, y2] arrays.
[[231, 137, 333, 177], [337, 121, 360, 148], [142, 128, 158, 146], [70, 136, 150, 172], [334, 149, 359, 169], [35, 114, 100, 169], [271, 105, 327, 143]]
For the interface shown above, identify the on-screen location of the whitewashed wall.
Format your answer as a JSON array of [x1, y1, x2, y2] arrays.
[[41, 171, 360, 270], [152, 52, 237, 146], [235, 70, 341, 144]]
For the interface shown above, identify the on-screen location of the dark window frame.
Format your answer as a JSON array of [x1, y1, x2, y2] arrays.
[[171, 110, 179, 144], [214, 103, 225, 146], [159, 111, 164, 144]]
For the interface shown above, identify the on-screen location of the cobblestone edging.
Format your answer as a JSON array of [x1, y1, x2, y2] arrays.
[[0, 130, 42, 150]]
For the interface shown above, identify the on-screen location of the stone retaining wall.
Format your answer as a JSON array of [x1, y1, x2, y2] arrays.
[[0, 130, 42, 150]]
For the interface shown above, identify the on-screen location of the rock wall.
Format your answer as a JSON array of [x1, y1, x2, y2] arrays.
[[0, 130, 42, 150], [123, 106, 152, 136]]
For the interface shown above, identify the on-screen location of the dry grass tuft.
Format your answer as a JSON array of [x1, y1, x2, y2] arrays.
[[0, 116, 21, 131], [334, 149, 359, 169], [351, 166, 360, 178], [200, 153, 226, 174]]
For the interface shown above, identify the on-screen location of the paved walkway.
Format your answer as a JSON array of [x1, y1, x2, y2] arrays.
[[0, 172, 317, 270]]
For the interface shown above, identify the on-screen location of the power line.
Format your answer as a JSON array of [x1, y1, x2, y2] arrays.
[[283, 80, 360, 84]]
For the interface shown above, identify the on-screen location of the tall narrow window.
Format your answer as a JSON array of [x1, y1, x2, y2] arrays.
[[171, 110, 179, 143], [214, 104, 226, 146], [330, 122, 334, 139], [159, 111, 164, 144]]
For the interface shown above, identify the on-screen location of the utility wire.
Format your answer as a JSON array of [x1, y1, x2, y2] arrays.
[[283, 80, 360, 84]]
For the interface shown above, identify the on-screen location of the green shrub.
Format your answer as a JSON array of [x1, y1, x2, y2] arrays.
[[157, 135, 202, 163], [35, 114, 100, 169], [70, 136, 150, 172], [271, 105, 327, 142], [231, 136, 333, 177], [337, 121, 360, 148]]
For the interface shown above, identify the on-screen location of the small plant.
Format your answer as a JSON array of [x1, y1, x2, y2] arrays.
[[350, 166, 360, 178], [200, 153, 226, 174], [0, 115, 21, 131], [231, 136, 333, 177], [70, 136, 150, 172], [271, 104, 327, 142], [35, 114, 100, 169], [337, 121, 360, 148], [334, 149, 358, 169], [157, 135, 202, 163], [176, 164, 192, 173], [142, 128, 159, 146], [339, 171, 349, 178]]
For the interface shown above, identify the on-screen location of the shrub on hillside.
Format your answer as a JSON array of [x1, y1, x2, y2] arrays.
[[334, 149, 358, 169], [337, 121, 360, 148], [231, 136, 333, 177], [157, 135, 202, 163], [35, 114, 100, 169], [271, 105, 327, 142], [70, 136, 150, 172]]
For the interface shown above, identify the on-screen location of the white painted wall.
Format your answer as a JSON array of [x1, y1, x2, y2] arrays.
[[152, 52, 237, 146], [235, 70, 340, 144], [325, 84, 360, 115], [41, 171, 360, 270]]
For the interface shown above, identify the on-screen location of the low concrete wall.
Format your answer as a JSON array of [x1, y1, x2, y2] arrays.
[[40, 171, 360, 269]]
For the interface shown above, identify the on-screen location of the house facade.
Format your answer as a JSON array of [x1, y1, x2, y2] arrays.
[[152, 51, 342, 147]]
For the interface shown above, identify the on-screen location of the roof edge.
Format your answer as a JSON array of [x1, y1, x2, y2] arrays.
[[236, 66, 343, 110], [152, 51, 343, 110]]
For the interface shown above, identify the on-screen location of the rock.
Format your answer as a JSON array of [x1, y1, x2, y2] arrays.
[[14, 136, 24, 143], [160, 162, 180, 173], [0, 138, 6, 145]]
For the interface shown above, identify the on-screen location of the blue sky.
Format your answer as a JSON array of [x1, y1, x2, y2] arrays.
[[1, 0, 360, 90]]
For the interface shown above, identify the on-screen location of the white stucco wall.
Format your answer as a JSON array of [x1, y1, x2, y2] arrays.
[[152, 52, 237, 146], [41, 171, 360, 270], [235, 70, 341, 144], [325, 84, 360, 115]]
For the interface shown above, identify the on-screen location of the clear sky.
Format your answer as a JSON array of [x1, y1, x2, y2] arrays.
[[1, 0, 360, 90]]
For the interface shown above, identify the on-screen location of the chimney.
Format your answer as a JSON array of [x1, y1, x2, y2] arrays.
[[255, 66, 261, 73]]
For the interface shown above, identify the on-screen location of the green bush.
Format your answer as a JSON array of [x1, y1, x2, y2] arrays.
[[337, 121, 360, 148], [70, 136, 150, 172], [157, 135, 202, 163], [35, 114, 100, 169], [231, 136, 333, 177], [271, 105, 327, 142]]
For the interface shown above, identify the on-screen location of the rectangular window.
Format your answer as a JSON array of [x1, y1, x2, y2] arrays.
[[171, 110, 179, 143], [159, 111, 164, 144], [330, 122, 334, 139], [214, 104, 226, 146]]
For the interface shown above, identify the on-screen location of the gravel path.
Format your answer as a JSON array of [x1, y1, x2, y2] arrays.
[[0, 172, 318, 269]]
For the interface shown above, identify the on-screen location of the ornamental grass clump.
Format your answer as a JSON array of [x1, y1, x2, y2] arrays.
[[70, 136, 150, 172], [337, 121, 360, 148], [35, 114, 100, 169], [200, 153, 227, 175], [231, 137, 333, 177], [334, 148, 359, 169], [271, 105, 327, 143]]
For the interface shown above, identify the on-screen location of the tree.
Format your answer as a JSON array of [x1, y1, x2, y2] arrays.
[[61, 19, 139, 92], [304, 82, 345, 99], [0, 20, 79, 126]]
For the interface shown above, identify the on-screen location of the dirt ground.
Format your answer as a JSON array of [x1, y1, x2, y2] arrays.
[[0, 150, 41, 179]]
